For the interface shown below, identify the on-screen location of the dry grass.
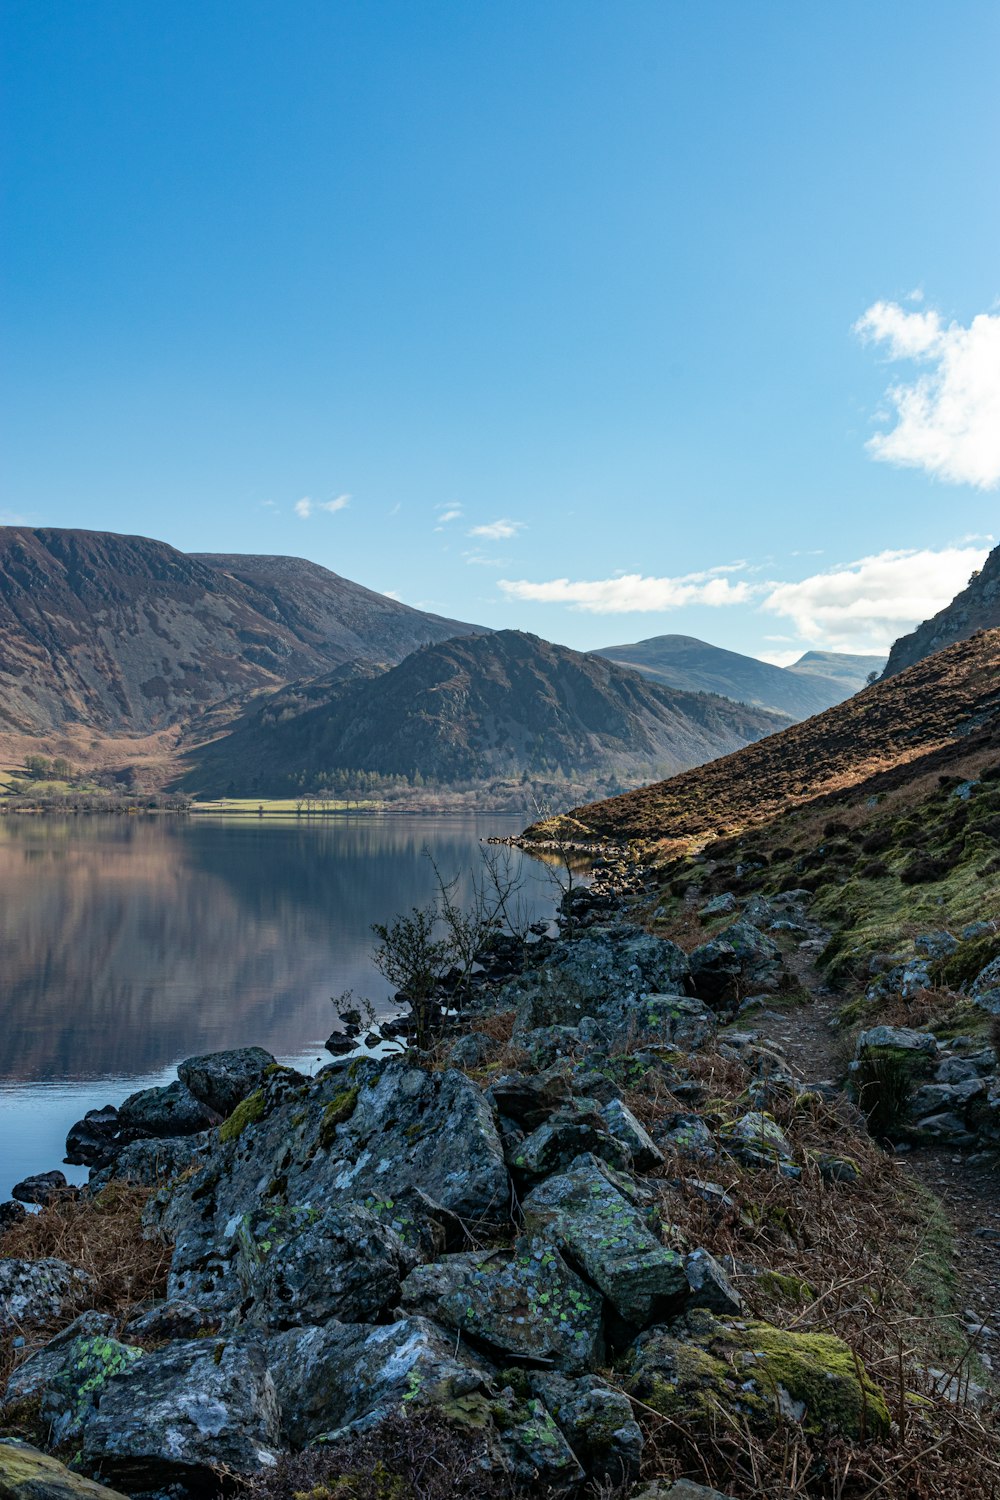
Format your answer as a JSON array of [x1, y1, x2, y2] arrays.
[[0, 1183, 170, 1388]]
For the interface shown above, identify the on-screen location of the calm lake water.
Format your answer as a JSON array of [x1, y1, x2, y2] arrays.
[[0, 813, 557, 1199]]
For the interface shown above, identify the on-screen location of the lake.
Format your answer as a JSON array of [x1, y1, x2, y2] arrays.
[[0, 813, 558, 1199]]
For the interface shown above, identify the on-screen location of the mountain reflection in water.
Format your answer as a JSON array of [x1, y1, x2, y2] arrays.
[[0, 814, 554, 1195]]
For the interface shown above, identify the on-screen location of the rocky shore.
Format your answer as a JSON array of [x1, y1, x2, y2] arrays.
[[2, 867, 998, 1499]]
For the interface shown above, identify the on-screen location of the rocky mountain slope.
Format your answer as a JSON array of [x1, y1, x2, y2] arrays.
[[531, 628, 1000, 849], [884, 542, 1000, 677], [181, 629, 788, 796], [592, 634, 883, 720], [0, 528, 478, 736]]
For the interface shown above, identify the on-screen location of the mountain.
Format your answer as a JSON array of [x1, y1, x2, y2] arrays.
[[529, 628, 1000, 849], [883, 543, 1000, 677], [785, 649, 886, 687], [181, 630, 788, 796], [0, 528, 478, 736], [591, 634, 884, 720]]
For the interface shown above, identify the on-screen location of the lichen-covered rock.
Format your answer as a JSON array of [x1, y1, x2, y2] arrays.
[[120, 1299, 219, 1343], [683, 1249, 742, 1315], [626, 1310, 890, 1439], [0, 1259, 92, 1336], [688, 921, 783, 1004], [80, 1335, 281, 1486], [723, 1112, 793, 1163], [87, 1133, 208, 1190], [269, 1317, 490, 1446], [854, 1027, 939, 1078], [655, 1116, 716, 1160], [0, 1440, 128, 1499], [529, 1371, 643, 1482], [632, 1482, 738, 1500], [700, 893, 738, 917], [177, 1046, 277, 1117], [159, 1061, 509, 1311], [601, 1098, 663, 1171], [507, 930, 691, 1039], [400, 1237, 604, 1372], [626, 995, 716, 1053], [117, 1079, 221, 1138], [971, 956, 1000, 1015], [513, 1106, 631, 1180], [8, 1335, 143, 1447], [522, 1154, 686, 1326], [237, 1202, 408, 1329], [483, 1389, 585, 1489]]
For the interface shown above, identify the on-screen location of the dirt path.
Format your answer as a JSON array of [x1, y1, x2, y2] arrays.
[[757, 942, 1000, 1373]]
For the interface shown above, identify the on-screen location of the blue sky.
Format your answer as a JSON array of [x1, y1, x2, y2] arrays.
[[2, 1, 998, 661]]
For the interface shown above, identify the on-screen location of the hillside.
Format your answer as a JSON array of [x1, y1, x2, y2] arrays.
[[0, 528, 478, 737], [884, 542, 1000, 677], [591, 633, 883, 720], [531, 628, 1000, 849], [181, 629, 787, 796]]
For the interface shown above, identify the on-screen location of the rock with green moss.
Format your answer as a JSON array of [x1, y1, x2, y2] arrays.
[[399, 1236, 604, 1372], [269, 1316, 492, 1447], [522, 1154, 686, 1326], [528, 1371, 643, 1482], [487, 1389, 585, 1489], [3, 1334, 143, 1448], [600, 1098, 663, 1171], [626, 1309, 890, 1440], [178, 1047, 277, 1117], [0, 1440, 128, 1499], [80, 1334, 281, 1486], [514, 1105, 631, 1180]]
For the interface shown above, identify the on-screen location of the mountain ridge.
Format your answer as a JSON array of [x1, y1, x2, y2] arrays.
[[883, 542, 1000, 677]]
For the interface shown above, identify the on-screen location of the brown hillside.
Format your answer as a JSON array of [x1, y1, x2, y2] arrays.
[[532, 628, 1000, 850]]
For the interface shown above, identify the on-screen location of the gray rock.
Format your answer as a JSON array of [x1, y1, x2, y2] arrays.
[[81, 1334, 281, 1485], [936, 1056, 981, 1084], [910, 1079, 986, 1119], [971, 956, 1000, 1015], [513, 1106, 630, 1179], [269, 1316, 490, 1446], [963, 921, 998, 941], [529, 1371, 643, 1482], [11, 1171, 75, 1207], [177, 1046, 277, 1118], [914, 930, 958, 958], [507, 930, 691, 1038], [856, 1026, 938, 1057], [688, 921, 783, 1004], [117, 1079, 221, 1138], [600, 1098, 663, 1171], [88, 1132, 208, 1190], [238, 1202, 408, 1329], [522, 1153, 686, 1325], [628, 994, 716, 1052], [159, 1061, 509, 1312], [121, 1299, 219, 1343], [656, 1116, 716, 1160], [0, 1258, 92, 1335], [632, 1482, 738, 1500], [726, 1112, 792, 1160], [907, 1111, 975, 1143], [17, 1335, 144, 1447], [400, 1236, 604, 1372], [445, 1032, 492, 1069], [700, 893, 738, 917], [683, 1249, 742, 1314]]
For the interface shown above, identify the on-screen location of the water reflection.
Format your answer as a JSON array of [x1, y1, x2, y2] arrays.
[[0, 814, 552, 1195]]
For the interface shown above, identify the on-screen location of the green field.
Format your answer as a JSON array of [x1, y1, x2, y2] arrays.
[[190, 796, 380, 815]]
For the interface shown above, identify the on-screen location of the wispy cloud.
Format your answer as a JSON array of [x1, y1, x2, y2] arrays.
[[468, 518, 524, 541], [498, 565, 754, 613], [762, 544, 990, 650], [855, 300, 1000, 488], [0, 511, 29, 526], [295, 493, 351, 519], [434, 503, 463, 531], [382, 588, 402, 600]]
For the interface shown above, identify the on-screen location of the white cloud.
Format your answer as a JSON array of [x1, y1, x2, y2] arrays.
[[469, 518, 524, 541], [435, 506, 463, 526], [498, 567, 755, 614], [758, 648, 806, 667], [761, 544, 989, 651], [382, 589, 402, 600], [294, 493, 350, 519], [854, 300, 1000, 488]]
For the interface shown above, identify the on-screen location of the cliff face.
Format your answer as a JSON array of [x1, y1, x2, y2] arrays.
[[182, 629, 788, 795], [883, 544, 1000, 677], [0, 529, 479, 735]]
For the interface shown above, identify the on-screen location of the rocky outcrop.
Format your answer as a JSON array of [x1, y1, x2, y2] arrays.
[[884, 543, 1000, 677]]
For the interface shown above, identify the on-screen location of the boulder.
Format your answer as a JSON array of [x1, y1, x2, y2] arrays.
[[88, 1133, 208, 1190], [522, 1154, 686, 1326], [65, 1107, 123, 1170], [688, 921, 783, 1004], [5, 1335, 143, 1447], [121, 1299, 219, 1344], [3, 1314, 121, 1405], [971, 956, 1000, 1015], [11, 1172, 75, 1208], [723, 1112, 793, 1164], [177, 1046, 277, 1118], [625, 994, 716, 1052], [0, 1440, 128, 1499], [268, 1316, 490, 1446], [80, 1335, 281, 1486], [914, 931, 958, 959], [529, 1371, 643, 1482], [655, 1116, 716, 1160], [855, 1027, 938, 1066], [600, 1098, 663, 1171], [0, 1259, 92, 1336], [399, 1236, 604, 1372], [700, 893, 738, 917], [237, 1202, 408, 1329], [116, 1080, 221, 1138], [159, 1061, 509, 1312], [507, 930, 691, 1038], [626, 1309, 890, 1439], [683, 1249, 742, 1315], [632, 1483, 738, 1500], [513, 1106, 631, 1179]]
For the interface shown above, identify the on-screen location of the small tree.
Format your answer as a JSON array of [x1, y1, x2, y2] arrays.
[[371, 907, 452, 1048]]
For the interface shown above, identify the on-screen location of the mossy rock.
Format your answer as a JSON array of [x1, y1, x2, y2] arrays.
[[0, 1440, 128, 1497], [626, 1310, 890, 1440], [218, 1087, 265, 1143], [319, 1085, 361, 1149]]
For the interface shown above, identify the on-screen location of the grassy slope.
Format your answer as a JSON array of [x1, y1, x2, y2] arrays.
[[530, 629, 1000, 853]]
